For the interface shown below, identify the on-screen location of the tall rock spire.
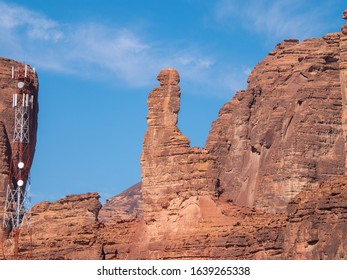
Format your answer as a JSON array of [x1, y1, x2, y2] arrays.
[[141, 68, 216, 226]]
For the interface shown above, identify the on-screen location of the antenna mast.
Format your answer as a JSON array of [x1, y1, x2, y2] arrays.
[[2, 65, 35, 259]]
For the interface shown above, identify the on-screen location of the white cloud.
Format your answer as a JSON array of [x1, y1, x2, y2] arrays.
[[0, 1, 253, 99], [0, 1, 343, 100], [0, 1, 224, 93], [215, 0, 337, 42], [0, 2, 63, 41]]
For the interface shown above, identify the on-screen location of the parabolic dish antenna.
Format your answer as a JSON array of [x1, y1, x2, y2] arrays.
[[17, 180, 24, 187], [17, 82, 25, 89], [18, 162, 24, 169]]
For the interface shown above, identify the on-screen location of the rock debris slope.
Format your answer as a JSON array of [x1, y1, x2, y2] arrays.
[[1, 12, 347, 260]]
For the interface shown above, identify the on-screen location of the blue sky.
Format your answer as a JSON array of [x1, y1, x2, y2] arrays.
[[0, 0, 345, 204]]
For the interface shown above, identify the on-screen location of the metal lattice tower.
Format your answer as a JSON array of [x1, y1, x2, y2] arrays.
[[13, 98, 30, 143], [2, 181, 31, 229], [2, 65, 34, 236]]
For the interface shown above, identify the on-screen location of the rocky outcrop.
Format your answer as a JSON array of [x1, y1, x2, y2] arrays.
[[141, 68, 216, 224], [6, 177, 346, 260], [99, 182, 142, 222], [132, 23, 346, 257], [2, 193, 102, 260], [1, 11, 347, 260], [206, 33, 344, 213]]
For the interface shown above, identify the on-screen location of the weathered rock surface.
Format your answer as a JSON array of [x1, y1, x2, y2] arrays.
[[2, 193, 102, 260], [284, 177, 347, 259], [101, 199, 285, 260], [105, 24, 346, 258], [206, 33, 344, 213], [99, 182, 142, 222], [12, 178, 345, 260], [141, 68, 216, 226]]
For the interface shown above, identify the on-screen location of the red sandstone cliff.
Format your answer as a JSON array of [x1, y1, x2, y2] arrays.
[[1, 12, 347, 260], [206, 34, 344, 213]]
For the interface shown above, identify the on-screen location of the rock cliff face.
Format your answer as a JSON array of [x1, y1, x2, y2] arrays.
[[206, 33, 344, 213], [2, 193, 102, 259], [284, 178, 347, 259], [1, 13, 347, 260]]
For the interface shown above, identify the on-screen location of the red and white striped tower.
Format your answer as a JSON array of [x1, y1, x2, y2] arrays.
[[2, 65, 35, 258]]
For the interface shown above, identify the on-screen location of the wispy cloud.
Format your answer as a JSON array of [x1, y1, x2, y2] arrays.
[[0, 1, 342, 99], [215, 0, 338, 42], [0, 2, 63, 41], [0, 1, 244, 97], [0, 2, 156, 86]]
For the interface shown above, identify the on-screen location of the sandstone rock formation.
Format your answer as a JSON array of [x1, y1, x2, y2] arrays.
[[284, 177, 347, 259], [6, 177, 346, 260], [99, 182, 142, 222], [207, 34, 344, 213], [1, 11, 347, 260], [2, 193, 102, 260], [141, 68, 216, 224], [102, 20, 346, 257]]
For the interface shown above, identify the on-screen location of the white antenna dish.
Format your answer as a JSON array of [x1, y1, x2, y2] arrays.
[[18, 162, 24, 169], [17, 180, 24, 187], [17, 82, 25, 89]]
